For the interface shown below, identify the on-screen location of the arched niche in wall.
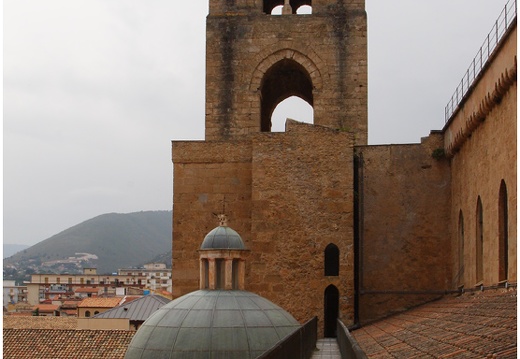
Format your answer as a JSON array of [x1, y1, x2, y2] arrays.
[[324, 243, 339, 276], [498, 180, 509, 281], [476, 196, 484, 283], [457, 210, 465, 286], [260, 58, 313, 132]]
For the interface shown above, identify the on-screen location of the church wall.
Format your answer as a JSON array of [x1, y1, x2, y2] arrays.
[[171, 140, 253, 298], [172, 121, 356, 337], [248, 121, 356, 334], [355, 134, 451, 324], [444, 25, 517, 288], [449, 82, 517, 287], [205, 11, 367, 144]]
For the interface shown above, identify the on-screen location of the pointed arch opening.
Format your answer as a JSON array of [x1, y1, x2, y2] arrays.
[[498, 180, 509, 281], [476, 197, 484, 283], [271, 96, 314, 132], [324, 243, 340, 276], [324, 285, 339, 338], [260, 58, 313, 132], [457, 210, 465, 286], [296, 5, 312, 14], [264, 0, 312, 14]]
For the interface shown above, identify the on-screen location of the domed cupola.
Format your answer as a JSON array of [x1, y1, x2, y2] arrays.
[[200, 224, 245, 250], [124, 214, 301, 359], [199, 214, 248, 291]]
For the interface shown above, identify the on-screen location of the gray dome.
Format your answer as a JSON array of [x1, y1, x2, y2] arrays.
[[124, 290, 301, 359], [200, 226, 245, 250]]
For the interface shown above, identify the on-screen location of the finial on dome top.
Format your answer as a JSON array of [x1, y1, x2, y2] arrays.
[[216, 213, 228, 226]]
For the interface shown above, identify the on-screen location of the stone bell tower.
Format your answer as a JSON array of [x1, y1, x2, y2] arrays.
[[172, 0, 367, 337], [205, 0, 367, 143]]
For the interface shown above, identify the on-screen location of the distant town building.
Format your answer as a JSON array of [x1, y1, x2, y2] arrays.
[[3, 280, 27, 310], [117, 263, 172, 293], [23, 263, 172, 305]]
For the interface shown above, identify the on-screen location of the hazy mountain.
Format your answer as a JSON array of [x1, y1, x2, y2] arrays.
[[3, 244, 30, 259], [4, 211, 172, 277]]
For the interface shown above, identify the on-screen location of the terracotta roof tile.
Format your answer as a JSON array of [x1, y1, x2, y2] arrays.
[[3, 316, 78, 329], [33, 304, 60, 312], [75, 287, 100, 293], [3, 329, 134, 359], [77, 297, 122, 308], [352, 289, 517, 358]]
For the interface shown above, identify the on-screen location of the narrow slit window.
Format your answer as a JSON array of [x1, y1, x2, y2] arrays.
[[324, 243, 339, 276]]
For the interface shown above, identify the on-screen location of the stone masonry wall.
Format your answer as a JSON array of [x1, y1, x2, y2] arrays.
[[356, 134, 451, 324], [249, 121, 355, 334], [172, 121, 356, 336], [171, 140, 253, 298], [449, 82, 517, 287], [445, 25, 517, 288], [205, 11, 367, 144]]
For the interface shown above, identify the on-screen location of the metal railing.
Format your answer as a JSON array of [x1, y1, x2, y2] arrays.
[[445, 0, 517, 122], [337, 320, 368, 359], [258, 317, 318, 359]]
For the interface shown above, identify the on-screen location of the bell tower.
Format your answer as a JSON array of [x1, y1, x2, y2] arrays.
[[173, 0, 366, 336], [205, 0, 367, 144]]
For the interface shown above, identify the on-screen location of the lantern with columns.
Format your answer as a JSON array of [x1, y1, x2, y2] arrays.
[[198, 214, 248, 290]]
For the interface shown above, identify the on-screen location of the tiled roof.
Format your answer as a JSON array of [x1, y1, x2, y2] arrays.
[[77, 297, 122, 308], [75, 287, 100, 293], [93, 294, 170, 321], [3, 316, 78, 329], [33, 304, 60, 312], [3, 329, 134, 359], [352, 289, 517, 358]]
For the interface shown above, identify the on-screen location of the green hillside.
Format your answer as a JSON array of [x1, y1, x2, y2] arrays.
[[4, 211, 172, 276]]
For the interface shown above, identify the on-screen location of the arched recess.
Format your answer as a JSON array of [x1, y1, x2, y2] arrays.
[[263, 0, 312, 14], [324, 285, 339, 337], [324, 243, 340, 276], [457, 210, 465, 286], [260, 58, 313, 132], [476, 197, 484, 283], [498, 180, 508, 281]]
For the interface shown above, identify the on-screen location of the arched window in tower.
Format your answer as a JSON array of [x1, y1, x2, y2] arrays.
[[260, 59, 313, 132], [271, 96, 314, 132], [271, 5, 284, 15], [296, 5, 312, 14], [457, 210, 465, 286], [498, 180, 508, 281], [264, 0, 312, 15], [476, 196, 484, 283], [324, 243, 340, 276]]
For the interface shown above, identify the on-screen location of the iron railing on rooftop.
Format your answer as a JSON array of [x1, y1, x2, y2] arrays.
[[258, 316, 317, 359], [337, 320, 368, 359], [444, 0, 517, 122]]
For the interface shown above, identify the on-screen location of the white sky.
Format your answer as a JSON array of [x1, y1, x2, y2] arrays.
[[4, 0, 509, 245]]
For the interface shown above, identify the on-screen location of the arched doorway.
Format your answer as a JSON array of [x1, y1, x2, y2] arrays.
[[498, 180, 508, 281], [324, 285, 339, 337], [476, 196, 484, 283]]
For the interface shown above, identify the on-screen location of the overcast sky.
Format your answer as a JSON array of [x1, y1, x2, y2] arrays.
[[4, 0, 508, 246]]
